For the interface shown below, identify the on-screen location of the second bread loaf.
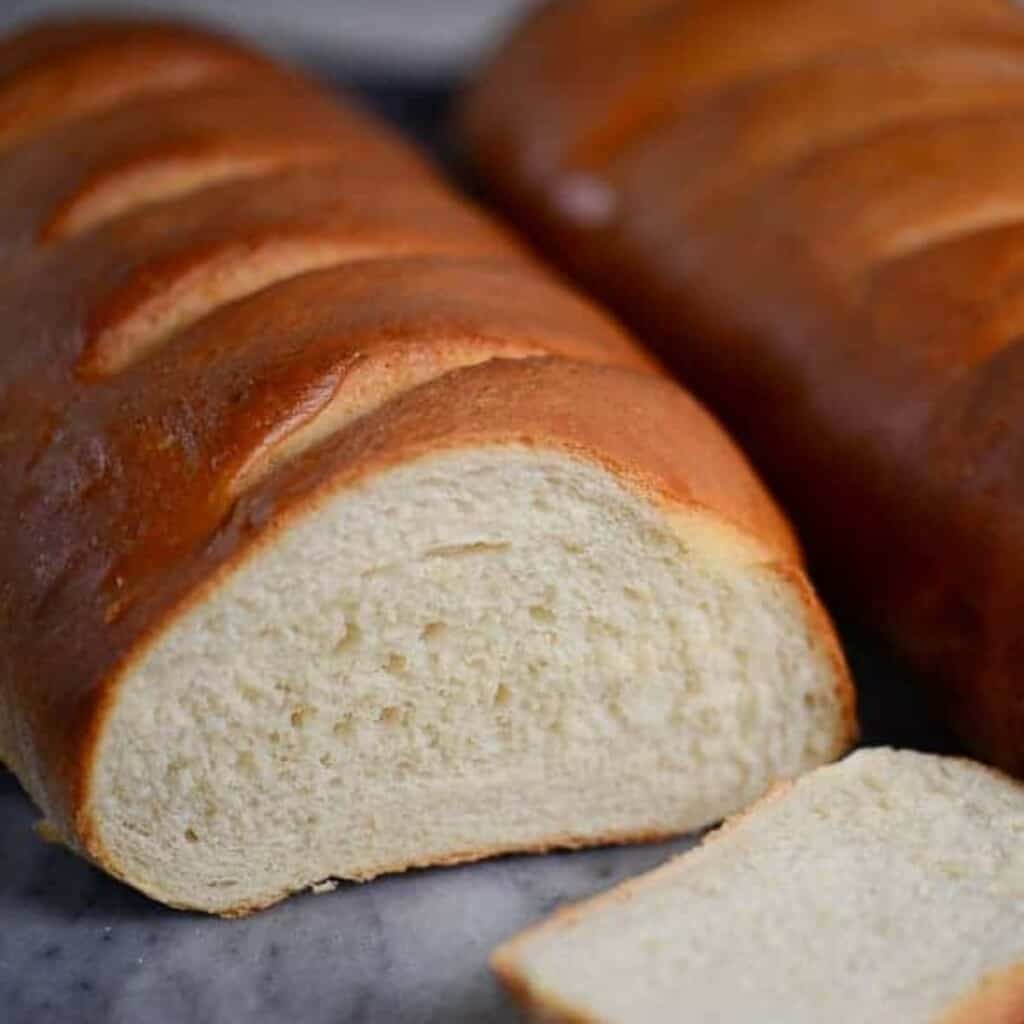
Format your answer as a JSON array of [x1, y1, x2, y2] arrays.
[[460, 0, 1024, 775]]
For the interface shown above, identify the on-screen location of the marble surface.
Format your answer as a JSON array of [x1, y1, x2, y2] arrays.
[[0, 34, 963, 1024]]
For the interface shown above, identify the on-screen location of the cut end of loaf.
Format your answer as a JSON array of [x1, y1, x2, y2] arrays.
[[493, 748, 1024, 1024], [80, 442, 850, 913]]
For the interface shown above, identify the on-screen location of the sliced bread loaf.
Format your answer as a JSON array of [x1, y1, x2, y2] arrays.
[[494, 748, 1024, 1024], [0, 18, 854, 914]]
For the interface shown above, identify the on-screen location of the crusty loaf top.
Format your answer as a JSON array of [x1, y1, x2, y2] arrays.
[[0, 19, 807, 826], [460, 0, 1024, 773]]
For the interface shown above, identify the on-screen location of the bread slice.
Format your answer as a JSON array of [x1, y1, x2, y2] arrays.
[[0, 18, 853, 914], [493, 748, 1024, 1024]]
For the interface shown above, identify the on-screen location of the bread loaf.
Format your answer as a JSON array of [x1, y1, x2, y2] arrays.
[[493, 748, 1024, 1024], [460, 0, 1024, 774], [0, 18, 854, 914]]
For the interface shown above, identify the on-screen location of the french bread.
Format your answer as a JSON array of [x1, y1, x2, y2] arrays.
[[460, 0, 1024, 774], [493, 748, 1024, 1024], [0, 18, 854, 914]]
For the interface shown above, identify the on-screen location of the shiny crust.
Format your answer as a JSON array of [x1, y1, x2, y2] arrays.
[[0, 18, 270, 152], [461, 0, 1024, 773], [0, 74, 433, 251], [0, 18, 851, 900]]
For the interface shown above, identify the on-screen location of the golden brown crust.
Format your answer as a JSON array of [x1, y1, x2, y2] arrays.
[[0, 17, 849, 903], [460, 0, 1020, 197], [0, 19, 271, 153], [938, 961, 1024, 1024], [229, 356, 802, 557], [461, 0, 1024, 774], [0, 71, 437, 253]]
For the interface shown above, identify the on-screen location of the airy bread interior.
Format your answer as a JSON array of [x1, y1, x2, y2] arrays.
[[86, 444, 845, 913], [495, 748, 1024, 1024]]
